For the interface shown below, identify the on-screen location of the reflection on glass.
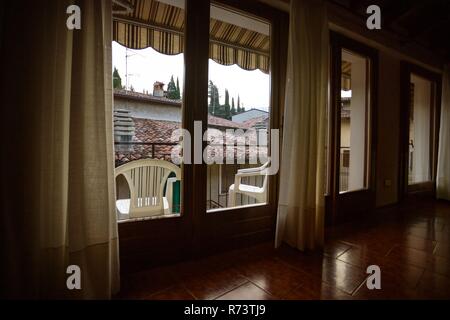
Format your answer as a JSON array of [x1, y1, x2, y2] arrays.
[[206, 4, 271, 211], [408, 74, 432, 184], [339, 50, 370, 193]]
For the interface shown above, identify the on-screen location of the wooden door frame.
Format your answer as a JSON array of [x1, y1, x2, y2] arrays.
[[117, 0, 210, 274], [326, 32, 378, 225], [398, 62, 442, 200], [117, 0, 289, 272], [198, 0, 288, 256]]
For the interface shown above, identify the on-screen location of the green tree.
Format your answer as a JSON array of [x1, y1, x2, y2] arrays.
[[237, 95, 241, 113], [167, 75, 179, 99], [208, 80, 220, 115], [224, 89, 230, 107], [231, 97, 236, 116], [223, 89, 231, 120], [113, 67, 123, 89], [176, 77, 181, 99]]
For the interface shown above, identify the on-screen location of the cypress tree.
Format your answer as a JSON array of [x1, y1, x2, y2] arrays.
[[175, 77, 181, 99], [113, 67, 123, 89], [208, 80, 220, 115], [237, 95, 241, 113], [231, 97, 236, 116], [167, 75, 178, 99], [224, 89, 231, 119]]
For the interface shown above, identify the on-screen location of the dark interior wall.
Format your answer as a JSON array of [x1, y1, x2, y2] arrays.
[[375, 51, 401, 206]]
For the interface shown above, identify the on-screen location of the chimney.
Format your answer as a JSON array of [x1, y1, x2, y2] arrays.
[[114, 109, 135, 151], [254, 118, 268, 146], [153, 81, 165, 97]]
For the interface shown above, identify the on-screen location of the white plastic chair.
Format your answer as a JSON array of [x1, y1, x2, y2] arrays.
[[228, 161, 270, 207], [115, 159, 181, 219]]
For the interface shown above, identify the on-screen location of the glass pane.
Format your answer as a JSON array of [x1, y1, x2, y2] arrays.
[[340, 49, 370, 193], [408, 74, 432, 184], [112, 0, 185, 221], [206, 4, 271, 211]]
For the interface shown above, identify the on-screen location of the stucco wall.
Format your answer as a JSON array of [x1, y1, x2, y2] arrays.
[[114, 97, 181, 122]]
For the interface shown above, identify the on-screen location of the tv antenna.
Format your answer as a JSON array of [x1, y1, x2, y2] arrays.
[[125, 47, 144, 92]]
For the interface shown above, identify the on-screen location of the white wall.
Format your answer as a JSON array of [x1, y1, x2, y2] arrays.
[[114, 97, 181, 122]]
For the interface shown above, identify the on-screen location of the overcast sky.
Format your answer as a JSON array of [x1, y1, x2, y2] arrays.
[[112, 41, 270, 111]]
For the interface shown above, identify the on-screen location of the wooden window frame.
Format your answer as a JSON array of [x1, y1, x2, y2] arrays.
[[117, 0, 288, 272], [399, 62, 442, 199], [326, 32, 378, 225]]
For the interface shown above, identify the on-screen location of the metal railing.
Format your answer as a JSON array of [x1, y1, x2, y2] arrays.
[[339, 147, 350, 192], [114, 141, 178, 167], [206, 163, 265, 210], [115, 142, 266, 210]]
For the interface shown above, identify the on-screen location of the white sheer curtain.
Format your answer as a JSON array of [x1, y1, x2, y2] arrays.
[[275, 0, 328, 250], [1, 0, 119, 299], [437, 65, 450, 200]]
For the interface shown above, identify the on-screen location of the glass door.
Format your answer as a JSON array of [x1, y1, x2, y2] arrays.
[[198, 0, 286, 252], [328, 33, 377, 223], [339, 49, 371, 194], [206, 3, 272, 212], [112, 0, 288, 269], [401, 64, 441, 196]]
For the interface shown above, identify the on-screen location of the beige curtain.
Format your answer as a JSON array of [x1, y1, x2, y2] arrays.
[[437, 65, 450, 200], [1, 0, 119, 299], [275, 0, 328, 251]]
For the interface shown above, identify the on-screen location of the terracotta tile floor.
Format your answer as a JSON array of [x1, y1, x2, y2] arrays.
[[118, 199, 450, 300]]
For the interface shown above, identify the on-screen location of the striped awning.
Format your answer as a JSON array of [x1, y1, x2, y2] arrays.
[[113, 0, 270, 74]]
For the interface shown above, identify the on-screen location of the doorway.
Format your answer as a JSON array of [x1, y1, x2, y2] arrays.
[[399, 63, 441, 198], [112, 0, 288, 272], [327, 33, 378, 224]]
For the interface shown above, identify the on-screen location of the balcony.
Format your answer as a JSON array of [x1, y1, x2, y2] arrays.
[[115, 141, 267, 219]]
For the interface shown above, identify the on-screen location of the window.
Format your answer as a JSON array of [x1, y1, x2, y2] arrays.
[[339, 49, 371, 193], [206, 3, 271, 212], [408, 74, 433, 184], [112, 0, 185, 221]]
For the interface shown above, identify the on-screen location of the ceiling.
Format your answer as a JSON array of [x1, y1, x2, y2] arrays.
[[327, 0, 450, 63]]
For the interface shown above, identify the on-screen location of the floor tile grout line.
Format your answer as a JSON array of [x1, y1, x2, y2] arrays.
[[413, 268, 427, 291], [274, 253, 366, 296], [246, 279, 279, 299], [351, 274, 370, 297], [179, 282, 199, 300], [212, 281, 251, 300]]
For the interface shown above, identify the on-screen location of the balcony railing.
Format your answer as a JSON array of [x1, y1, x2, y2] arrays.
[[206, 163, 265, 210], [115, 141, 178, 167], [339, 147, 350, 192], [115, 142, 264, 211]]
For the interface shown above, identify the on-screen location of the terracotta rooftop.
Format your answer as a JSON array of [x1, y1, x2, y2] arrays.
[[114, 89, 181, 106], [242, 115, 270, 128], [207, 115, 249, 129], [115, 117, 267, 167]]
